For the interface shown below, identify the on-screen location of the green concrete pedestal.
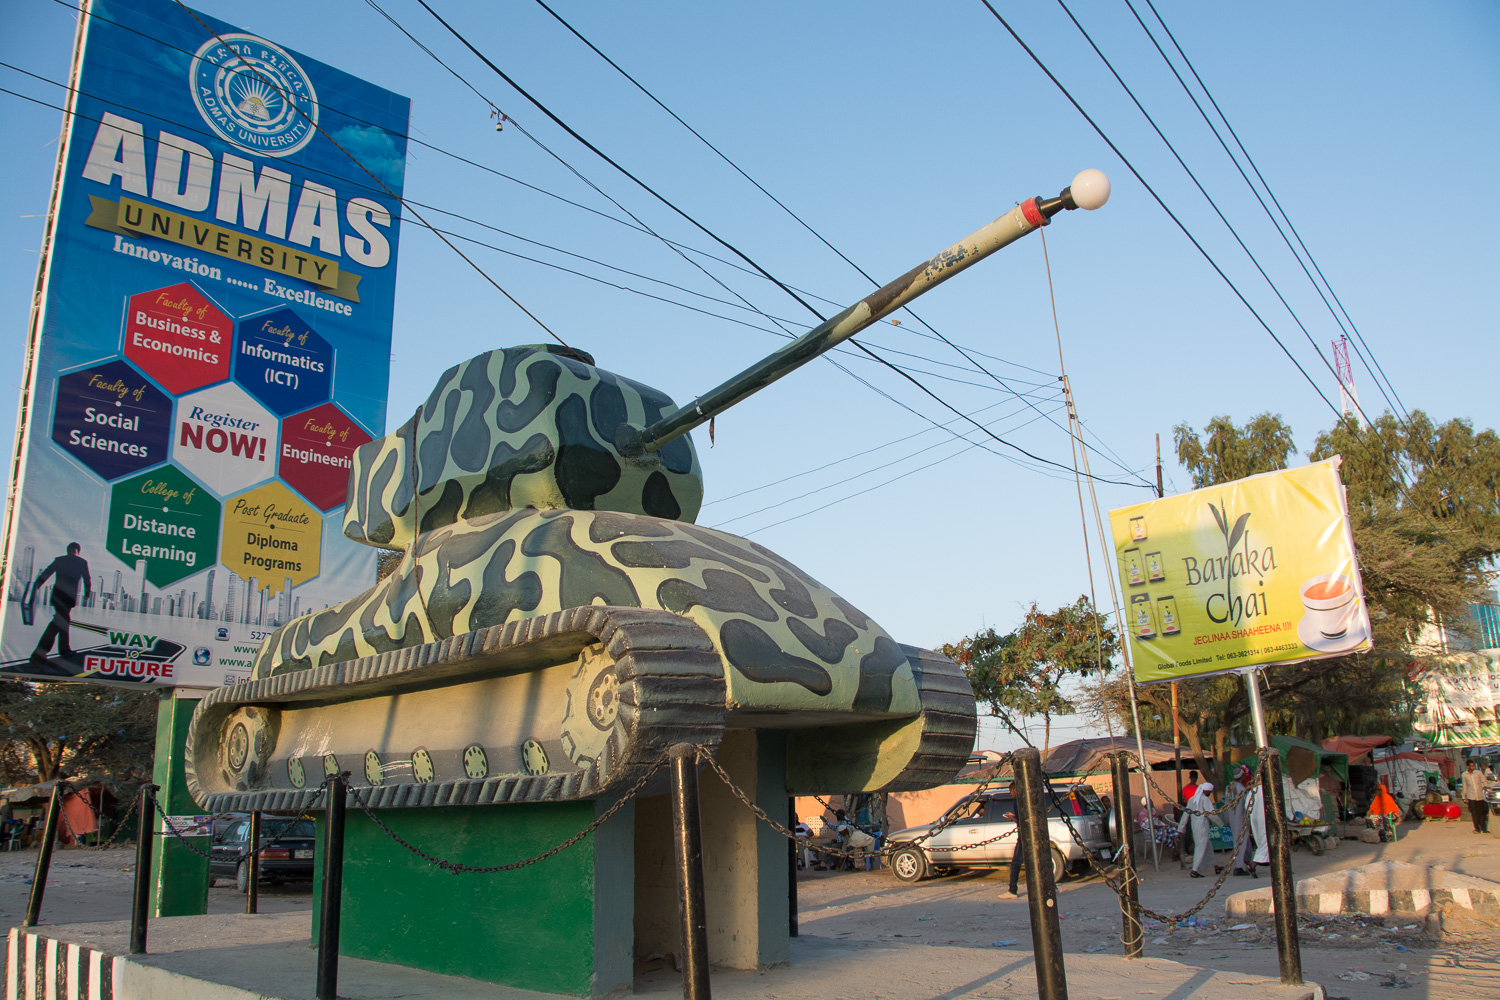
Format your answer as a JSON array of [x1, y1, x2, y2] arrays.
[[315, 798, 635, 998], [310, 731, 789, 997], [150, 691, 209, 917]]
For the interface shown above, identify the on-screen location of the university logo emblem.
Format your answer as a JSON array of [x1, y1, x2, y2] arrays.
[[190, 33, 318, 157]]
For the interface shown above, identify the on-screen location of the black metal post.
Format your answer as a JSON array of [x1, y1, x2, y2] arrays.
[[22, 782, 65, 927], [130, 785, 155, 954], [669, 744, 711, 1000], [317, 774, 346, 1000], [1012, 748, 1068, 1000], [1262, 750, 1303, 985], [787, 797, 798, 938], [246, 810, 261, 914], [1109, 754, 1143, 958]]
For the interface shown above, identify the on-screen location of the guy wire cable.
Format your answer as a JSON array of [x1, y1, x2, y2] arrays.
[[1037, 220, 1162, 869]]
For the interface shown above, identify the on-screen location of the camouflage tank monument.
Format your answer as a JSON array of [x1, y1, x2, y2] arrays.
[[182, 170, 1109, 996]]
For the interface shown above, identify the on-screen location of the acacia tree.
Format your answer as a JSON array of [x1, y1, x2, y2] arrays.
[[945, 596, 1118, 754], [0, 682, 158, 786]]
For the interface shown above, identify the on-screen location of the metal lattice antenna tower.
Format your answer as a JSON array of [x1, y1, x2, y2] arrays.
[[1332, 336, 1367, 429]]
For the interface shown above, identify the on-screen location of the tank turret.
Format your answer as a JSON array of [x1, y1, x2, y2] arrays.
[[342, 343, 706, 554], [184, 172, 1109, 813]]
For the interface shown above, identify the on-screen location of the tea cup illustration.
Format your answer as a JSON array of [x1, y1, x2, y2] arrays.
[[1299, 573, 1359, 639]]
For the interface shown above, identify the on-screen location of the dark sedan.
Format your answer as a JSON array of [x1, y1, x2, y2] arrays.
[[209, 816, 317, 892]]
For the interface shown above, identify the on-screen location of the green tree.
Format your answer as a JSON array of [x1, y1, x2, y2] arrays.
[[0, 682, 158, 787], [1096, 410, 1500, 754], [1174, 413, 1296, 489], [945, 596, 1118, 754]]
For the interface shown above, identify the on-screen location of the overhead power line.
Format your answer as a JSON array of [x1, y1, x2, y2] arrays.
[[1050, 0, 1378, 432], [978, 0, 1344, 425], [1126, 0, 1408, 422], [387, 0, 1153, 489], [530, 0, 1153, 489]]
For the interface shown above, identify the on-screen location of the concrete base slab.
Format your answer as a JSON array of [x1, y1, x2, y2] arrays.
[[1225, 860, 1500, 920], [6, 914, 1326, 1000]]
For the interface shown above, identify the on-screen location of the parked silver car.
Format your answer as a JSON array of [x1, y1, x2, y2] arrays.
[[885, 784, 1112, 883]]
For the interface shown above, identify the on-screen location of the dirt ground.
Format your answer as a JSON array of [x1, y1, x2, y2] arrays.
[[0, 844, 314, 926], [2, 815, 1497, 999], [791, 815, 1500, 1000]]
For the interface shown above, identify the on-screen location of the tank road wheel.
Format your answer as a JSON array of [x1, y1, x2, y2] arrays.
[[219, 706, 279, 792], [890, 846, 929, 883], [560, 643, 622, 776]]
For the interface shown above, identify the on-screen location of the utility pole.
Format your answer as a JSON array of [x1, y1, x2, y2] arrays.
[[1157, 433, 1183, 804]]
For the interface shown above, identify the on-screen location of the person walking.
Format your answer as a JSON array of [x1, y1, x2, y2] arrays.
[[1001, 782, 1027, 897], [1227, 765, 1253, 875], [30, 542, 91, 663], [1463, 760, 1490, 834], [1177, 782, 1220, 877]]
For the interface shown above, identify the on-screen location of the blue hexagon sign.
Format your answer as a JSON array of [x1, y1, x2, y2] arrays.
[[232, 308, 333, 416], [51, 358, 173, 481]]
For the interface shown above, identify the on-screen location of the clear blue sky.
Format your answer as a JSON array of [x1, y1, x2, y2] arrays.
[[3, 1, 1497, 749]]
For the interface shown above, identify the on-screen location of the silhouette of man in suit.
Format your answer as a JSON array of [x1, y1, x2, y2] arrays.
[[31, 543, 91, 663]]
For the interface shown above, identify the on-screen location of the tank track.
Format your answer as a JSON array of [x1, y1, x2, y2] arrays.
[[184, 606, 727, 813], [883, 644, 982, 791]]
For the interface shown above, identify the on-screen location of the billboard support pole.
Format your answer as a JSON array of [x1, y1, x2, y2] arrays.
[[1246, 669, 1302, 985], [0, 0, 91, 584]]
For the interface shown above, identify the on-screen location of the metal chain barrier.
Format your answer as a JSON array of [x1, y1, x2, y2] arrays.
[[51, 781, 141, 851], [1041, 748, 1268, 928], [346, 761, 663, 874], [692, 745, 1018, 866], [984, 707, 1272, 931], [149, 778, 331, 863], [1131, 753, 1256, 818]]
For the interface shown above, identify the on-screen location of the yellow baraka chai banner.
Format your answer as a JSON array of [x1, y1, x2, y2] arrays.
[[85, 196, 361, 302], [1109, 458, 1370, 685]]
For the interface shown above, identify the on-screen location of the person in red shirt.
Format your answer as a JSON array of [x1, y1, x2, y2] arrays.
[[1180, 770, 1200, 803]]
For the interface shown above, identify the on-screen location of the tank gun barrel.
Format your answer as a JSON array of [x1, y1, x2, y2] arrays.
[[622, 170, 1110, 455]]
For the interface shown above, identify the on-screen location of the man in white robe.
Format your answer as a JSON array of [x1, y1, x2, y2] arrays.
[[1177, 782, 1220, 877]]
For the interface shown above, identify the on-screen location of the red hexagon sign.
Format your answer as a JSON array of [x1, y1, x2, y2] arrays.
[[278, 404, 371, 511], [124, 283, 232, 394]]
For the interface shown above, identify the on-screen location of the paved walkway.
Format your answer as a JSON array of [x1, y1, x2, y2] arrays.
[[11, 912, 1324, 1000]]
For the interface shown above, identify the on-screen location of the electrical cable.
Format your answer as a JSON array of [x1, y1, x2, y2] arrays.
[[711, 400, 1066, 530], [35, 0, 571, 344], [977, 0, 1343, 424], [163, 0, 569, 346], [1138, 0, 1408, 421], [402, 0, 1152, 488], [700, 389, 1063, 507], [35, 0, 1110, 397], [1051, 0, 1377, 431], [0, 75, 1109, 489], [11, 4, 1149, 493], [373, 0, 821, 361], [1125, 0, 1407, 423], [530, 0, 1151, 488]]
